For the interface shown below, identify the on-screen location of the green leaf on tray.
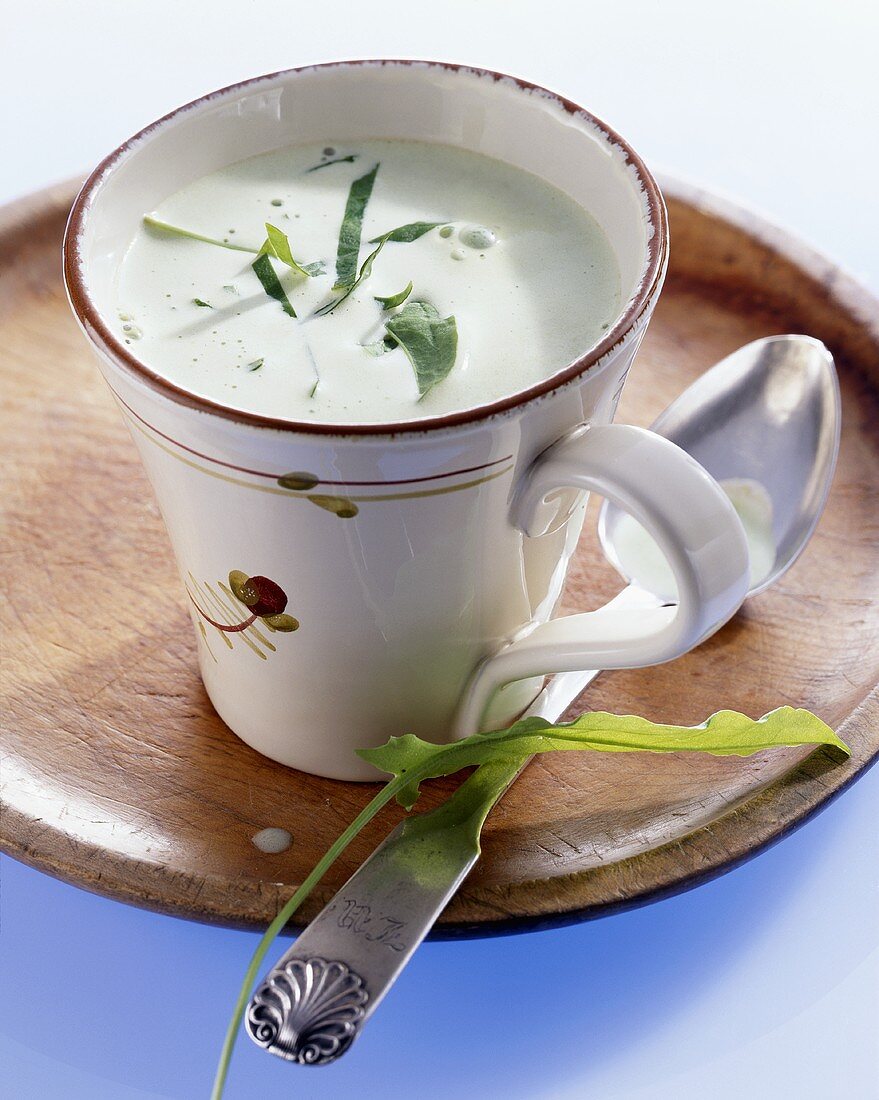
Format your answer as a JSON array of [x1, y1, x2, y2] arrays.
[[333, 163, 379, 289], [211, 704, 848, 1099], [142, 214, 257, 254], [374, 280, 413, 310], [192, 298, 213, 308], [305, 154, 359, 173], [251, 252, 297, 318], [360, 706, 851, 810], [384, 300, 458, 398]]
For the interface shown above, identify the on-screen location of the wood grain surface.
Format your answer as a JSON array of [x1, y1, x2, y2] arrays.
[[1, 178, 877, 935]]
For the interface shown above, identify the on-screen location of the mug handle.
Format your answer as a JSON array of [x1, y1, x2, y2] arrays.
[[453, 423, 751, 737]]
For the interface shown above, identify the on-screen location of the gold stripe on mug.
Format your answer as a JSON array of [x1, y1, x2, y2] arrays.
[[120, 404, 515, 505]]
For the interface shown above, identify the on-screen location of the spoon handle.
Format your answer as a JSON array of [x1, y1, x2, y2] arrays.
[[246, 586, 659, 1065], [244, 814, 490, 1064]]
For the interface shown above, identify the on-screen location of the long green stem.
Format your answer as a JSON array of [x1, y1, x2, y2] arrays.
[[142, 214, 258, 254], [210, 774, 409, 1100]]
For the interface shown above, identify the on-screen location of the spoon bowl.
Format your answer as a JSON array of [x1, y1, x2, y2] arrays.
[[599, 335, 841, 599]]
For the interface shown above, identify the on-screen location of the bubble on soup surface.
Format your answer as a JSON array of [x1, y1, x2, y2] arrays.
[[460, 225, 497, 250]]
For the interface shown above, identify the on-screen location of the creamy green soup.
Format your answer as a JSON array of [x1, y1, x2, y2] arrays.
[[116, 139, 621, 423]]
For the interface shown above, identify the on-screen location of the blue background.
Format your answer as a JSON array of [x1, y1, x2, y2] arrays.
[[2, 762, 877, 1098], [2, 1, 878, 1097]]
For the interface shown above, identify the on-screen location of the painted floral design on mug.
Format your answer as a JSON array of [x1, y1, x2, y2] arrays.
[[187, 570, 299, 662], [277, 472, 358, 518]]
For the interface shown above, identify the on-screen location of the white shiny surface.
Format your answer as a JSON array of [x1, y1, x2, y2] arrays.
[[600, 335, 842, 601], [457, 423, 749, 735], [610, 477, 776, 597], [3, 2, 877, 1097]]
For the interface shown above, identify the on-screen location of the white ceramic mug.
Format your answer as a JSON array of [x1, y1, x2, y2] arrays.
[[65, 61, 749, 780]]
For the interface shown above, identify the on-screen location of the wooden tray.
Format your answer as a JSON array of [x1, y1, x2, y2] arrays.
[[2, 178, 878, 936]]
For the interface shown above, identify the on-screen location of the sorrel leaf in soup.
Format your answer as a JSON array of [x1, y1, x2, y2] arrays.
[[384, 300, 458, 398], [374, 281, 413, 310], [368, 221, 448, 244], [251, 252, 297, 317], [333, 163, 379, 289]]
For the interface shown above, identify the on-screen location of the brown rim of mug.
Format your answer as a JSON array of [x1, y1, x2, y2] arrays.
[[63, 59, 668, 439]]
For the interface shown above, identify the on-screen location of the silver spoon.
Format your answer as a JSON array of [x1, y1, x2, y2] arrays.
[[601, 332, 841, 598], [245, 334, 841, 1066]]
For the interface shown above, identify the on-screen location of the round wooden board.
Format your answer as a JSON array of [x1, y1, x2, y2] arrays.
[[2, 178, 878, 937]]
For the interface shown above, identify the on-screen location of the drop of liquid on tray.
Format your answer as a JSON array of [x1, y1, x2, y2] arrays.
[[252, 827, 293, 854]]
